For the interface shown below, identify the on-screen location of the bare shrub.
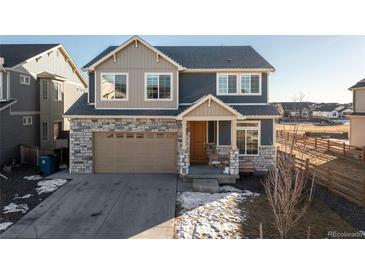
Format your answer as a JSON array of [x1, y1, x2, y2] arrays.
[[263, 151, 314, 238]]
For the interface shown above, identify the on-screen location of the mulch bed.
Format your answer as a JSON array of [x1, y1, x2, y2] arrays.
[[0, 165, 64, 233]]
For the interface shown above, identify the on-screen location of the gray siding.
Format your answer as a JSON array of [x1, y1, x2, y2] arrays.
[[0, 108, 40, 165], [88, 72, 95, 104], [218, 121, 231, 145], [10, 71, 39, 112], [94, 42, 178, 109], [179, 72, 268, 104], [260, 119, 274, 145]]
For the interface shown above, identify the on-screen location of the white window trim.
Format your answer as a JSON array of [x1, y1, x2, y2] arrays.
[[20, 75, 30, 85], [100, 72, 129, 101], [144, 72, 173, 101], [22, 116, 33, 126], [54, 82, 63, 101], [41, 122, 49, 142], [236, 120, 261, 156], [40, 79, 49, 101], [216, 73, 262, 96]]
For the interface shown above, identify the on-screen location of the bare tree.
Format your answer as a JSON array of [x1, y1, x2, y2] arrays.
[[263, 150, 314, 238]]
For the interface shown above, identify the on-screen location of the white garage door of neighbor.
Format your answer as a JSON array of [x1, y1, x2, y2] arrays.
[[93, 132, 177, 173]]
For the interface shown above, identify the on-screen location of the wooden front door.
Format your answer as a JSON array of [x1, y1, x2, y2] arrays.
[[190, 121, 207, 163]]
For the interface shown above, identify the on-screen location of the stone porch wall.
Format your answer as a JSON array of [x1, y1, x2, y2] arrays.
[[177, 121, 190, 175], [69, 118, 178, 173], [239, 146, 276, 171]]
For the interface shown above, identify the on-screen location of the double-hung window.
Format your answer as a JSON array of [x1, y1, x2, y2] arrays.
[[54, 82, 63, 101], [240, 74, 261, 94], [23, 116, 32, 126], [101, 73, 128, 100], [145, 73, 172, 100], [40, 79, 49, 100], [20, 75, 30, 85], [217, 74, 237, 95], [217, 73, 261, 95], [236, 121, 260, 155], [41, 122, 49, 142]]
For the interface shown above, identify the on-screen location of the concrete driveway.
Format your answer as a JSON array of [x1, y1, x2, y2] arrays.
[[1, 173, 177, 239]]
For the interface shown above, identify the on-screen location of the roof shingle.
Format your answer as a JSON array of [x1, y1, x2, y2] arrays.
[[0, 44, 59, 67], [82, 45, 275, 70]]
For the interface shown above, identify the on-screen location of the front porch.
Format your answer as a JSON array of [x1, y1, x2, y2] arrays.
[[176, 95, 242, 180]]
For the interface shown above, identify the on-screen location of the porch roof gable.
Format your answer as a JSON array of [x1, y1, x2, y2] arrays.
[[176, 94, 244, 120]]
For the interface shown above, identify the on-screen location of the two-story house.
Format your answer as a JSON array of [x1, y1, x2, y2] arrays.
[[0, 44, 87, 167], [349, 77, 365, 146], [65, 36, 279, 177]]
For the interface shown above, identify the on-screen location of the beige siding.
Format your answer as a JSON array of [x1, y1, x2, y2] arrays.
[[94, 42, 178, 109], [354, 88, 365, 112], [63, 82, 84, 130], [15, 48, 84, 85], [350, 116, 365, 147], [185, 100, 235, 117]]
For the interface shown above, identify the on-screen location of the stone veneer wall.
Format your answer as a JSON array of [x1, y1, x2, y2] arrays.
[[69, 118, 178, 173], [239, 146, 276, 171], [177, 121, 190, 175]]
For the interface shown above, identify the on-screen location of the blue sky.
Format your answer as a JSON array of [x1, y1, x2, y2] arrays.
[[1, 35, 364, 103]]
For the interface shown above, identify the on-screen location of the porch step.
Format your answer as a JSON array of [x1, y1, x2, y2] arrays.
[[193, 179, 219, 193]]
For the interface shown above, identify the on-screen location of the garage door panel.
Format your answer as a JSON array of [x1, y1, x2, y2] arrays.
[[94, 132, 177, 173]]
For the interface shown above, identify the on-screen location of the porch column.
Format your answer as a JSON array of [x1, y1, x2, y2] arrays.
[[231, 118, 237, 149], [182, 119, 187, 150]]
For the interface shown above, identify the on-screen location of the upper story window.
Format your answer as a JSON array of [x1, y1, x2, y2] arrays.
[[217, 73, 261, 95], [145, 73, 172, 100], [23, 116, 32, 126], [101, 73, 128, 100], [20, 75, 30, 85], [40, 79, 49, 100], [54, 82, 63, 101]]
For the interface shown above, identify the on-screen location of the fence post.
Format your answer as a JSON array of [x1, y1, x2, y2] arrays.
[[362, 147, 365, 164], [327, 140, 330, 152], [314, 138, 317, 150], [327, 167, 332, 191], [305, 158, 309, 175], [363, 178, 365, 207], [343, 142, 346, 156]]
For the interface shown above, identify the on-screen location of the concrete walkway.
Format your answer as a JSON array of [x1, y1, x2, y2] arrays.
[[1, 173, 177, 239]]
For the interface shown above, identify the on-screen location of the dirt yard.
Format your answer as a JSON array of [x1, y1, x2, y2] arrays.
[[0, 165, 68, 233], [174, 176, 361, 239], [277, 123, 349, 134]]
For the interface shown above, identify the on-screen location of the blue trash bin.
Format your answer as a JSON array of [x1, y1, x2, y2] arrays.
[[39, 156, 52, 176]]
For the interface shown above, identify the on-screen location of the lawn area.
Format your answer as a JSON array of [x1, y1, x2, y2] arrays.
[[277, 123, 349, 134], [0, 165, 68, 234]]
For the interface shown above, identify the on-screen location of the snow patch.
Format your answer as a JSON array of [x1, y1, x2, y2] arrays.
[[220, 185, 242, 193], [36, 179, 67, 194], [175, 190, 259, 239], [24, 175, 43, 181], [14, 194, 33, 200], [3, 203, 29, 214], [0, 222, 13, 231]]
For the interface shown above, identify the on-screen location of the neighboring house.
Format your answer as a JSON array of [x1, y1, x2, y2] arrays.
[[64, 36, 279, 176], [312, 103, 344, 119], [273, 102, 313, 118], [0, 44, 87, 166], [349, 78, 365, 146]]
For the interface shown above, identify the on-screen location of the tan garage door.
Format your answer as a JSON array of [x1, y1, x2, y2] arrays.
[[94, 132, 177, 173]]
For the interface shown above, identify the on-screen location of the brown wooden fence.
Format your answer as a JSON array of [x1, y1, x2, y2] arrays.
[[19, 144, 55, 166], [277, 150, 365, 207], [276, 130, 365, 163]]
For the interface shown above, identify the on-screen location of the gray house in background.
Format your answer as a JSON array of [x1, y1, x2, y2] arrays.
[[0, 44, 87, 167], [65, 36, 279, 177]]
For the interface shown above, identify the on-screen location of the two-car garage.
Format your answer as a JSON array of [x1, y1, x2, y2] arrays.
[[93, 132, 177, 173]]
